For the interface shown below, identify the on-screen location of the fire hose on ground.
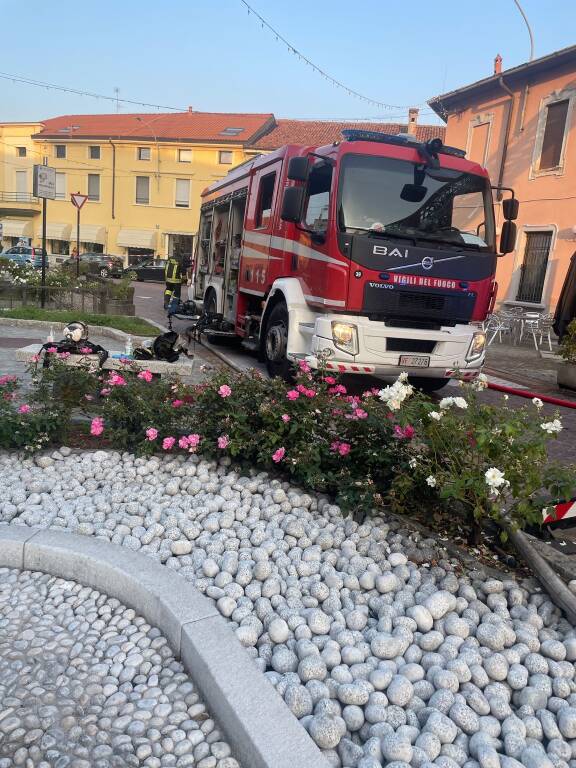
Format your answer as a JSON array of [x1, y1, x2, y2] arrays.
[[487, 379, 576, 621]]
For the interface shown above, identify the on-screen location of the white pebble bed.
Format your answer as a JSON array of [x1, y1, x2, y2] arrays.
[[0, 567, 240, 768], [2, 449, 576, 768]]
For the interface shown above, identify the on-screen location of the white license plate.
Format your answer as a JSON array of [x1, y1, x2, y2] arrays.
[[399, 355, 430, 368]]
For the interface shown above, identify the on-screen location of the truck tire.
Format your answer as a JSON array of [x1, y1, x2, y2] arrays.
[[264, 302, 292, 380], [408, 376, 448, 393]]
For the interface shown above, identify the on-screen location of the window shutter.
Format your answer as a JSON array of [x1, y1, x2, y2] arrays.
[[539, 100, 569, 170], [136, 176, 150, 204], [175, 179, 190, 207]]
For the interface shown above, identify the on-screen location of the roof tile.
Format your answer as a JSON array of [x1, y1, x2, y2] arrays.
[[34, 112, 275, 143], [250, 119, 445, 149]]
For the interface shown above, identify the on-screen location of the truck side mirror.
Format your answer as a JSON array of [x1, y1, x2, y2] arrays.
[[500, 220, 517, 254], [281, 187, 305, 222], [502, 197, 519, 220], [287, 157, 309, 182]]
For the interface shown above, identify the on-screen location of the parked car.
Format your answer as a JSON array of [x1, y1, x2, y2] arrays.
[[62, 252, 124, 278], [124, 258, 167, 282], [1, 245, 48, 269]]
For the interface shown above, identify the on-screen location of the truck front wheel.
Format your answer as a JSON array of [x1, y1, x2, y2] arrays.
[[264, 303, 292, 380]]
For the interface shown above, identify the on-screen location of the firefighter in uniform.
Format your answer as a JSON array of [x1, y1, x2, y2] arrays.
[[164, 254, 183, 310]]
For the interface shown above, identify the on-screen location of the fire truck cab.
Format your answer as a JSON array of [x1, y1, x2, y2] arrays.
[[191, 130, 518, 387]]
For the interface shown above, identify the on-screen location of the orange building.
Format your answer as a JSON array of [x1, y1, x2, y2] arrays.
[[429, 45, 576, 312]]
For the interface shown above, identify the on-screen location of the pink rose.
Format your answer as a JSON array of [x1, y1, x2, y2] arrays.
[[281, 414, 291, 423], [218, 384, 232, 398], [218, 434, 230, 449], [18, 404, 31, 414], [303, 388, 316, 398], [31, 354, 40, 363], [286, 390, 300, 401], [298, 359, 311, 373], [162, 437, 176, 450], [138, 370, 153, 382], [100, 387, 111, 396], [272, 447, 285, 463], [80, 347, 92, 355], [323, 376, 336, 385], [186, 434, 200, 448], [90, 417, 104, 436], [172, 399, 184, 408], [46, 347, 57, 354], [354, 408, 368, 420], [84, 394, 94, 401], [145, 428, 158, 441], [394, 424, 415, 440], [328, 384, 347, 396], [58, 352, 71, 359], [108, 373, 126, 387], [338, 442, 351, 456], [0, 375, 16, 385]]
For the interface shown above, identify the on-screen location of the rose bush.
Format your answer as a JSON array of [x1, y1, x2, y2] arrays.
[[1, 357, 574, 531], [0, 374, 65, 452]]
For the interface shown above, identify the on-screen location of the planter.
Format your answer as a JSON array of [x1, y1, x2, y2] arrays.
[[105, 299, 135, 316], [557, 362, 576, 391]]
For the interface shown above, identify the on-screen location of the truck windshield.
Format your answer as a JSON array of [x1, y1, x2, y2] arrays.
[[338, 154, 496, 251]]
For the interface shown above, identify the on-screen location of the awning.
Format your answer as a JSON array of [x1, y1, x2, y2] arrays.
[[1, 219, 34, 238], [80, 224, 106, 244], [117, 228, 157, 249], [39, 223, 72, 240]]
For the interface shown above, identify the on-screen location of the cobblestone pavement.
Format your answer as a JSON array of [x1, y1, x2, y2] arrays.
[[0, 567, 240, 768]]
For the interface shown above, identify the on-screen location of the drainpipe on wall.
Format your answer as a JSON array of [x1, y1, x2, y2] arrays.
[[496, 76, 515, 201], [108, 139, 116, 219]]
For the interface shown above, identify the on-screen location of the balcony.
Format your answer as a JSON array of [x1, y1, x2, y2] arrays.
[[0, 191, 41, 217]]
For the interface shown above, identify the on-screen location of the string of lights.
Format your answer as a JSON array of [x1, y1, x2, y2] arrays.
[[0, 71, 187, 112], [238, 0, 425, 111]]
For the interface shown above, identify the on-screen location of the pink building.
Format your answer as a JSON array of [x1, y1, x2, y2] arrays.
[[429, 45, 576, 311]]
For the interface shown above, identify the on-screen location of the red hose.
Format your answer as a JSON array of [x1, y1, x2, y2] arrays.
[[487, 381, 576, 409]]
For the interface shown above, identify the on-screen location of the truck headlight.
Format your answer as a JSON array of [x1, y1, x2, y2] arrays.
[[466, 331, 486, 361], [332, 322, 358, 355]]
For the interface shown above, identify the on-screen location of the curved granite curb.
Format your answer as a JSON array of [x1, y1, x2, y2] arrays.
[[0, 524, 330, 768]]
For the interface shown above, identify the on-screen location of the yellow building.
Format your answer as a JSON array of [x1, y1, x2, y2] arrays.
[[0, 109, 443, 267], [0, 111, 274, 264]]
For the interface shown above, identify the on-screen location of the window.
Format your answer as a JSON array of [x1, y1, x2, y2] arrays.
[[87, 174, 100, 202], [304, 162, 333, 232], [516, 231, 553, 304], [255, 172, 276, 228], [55, 145, 66, 159], [15, 170, 27, 201], [136, 176, 150, 205], [539, 100, 569, 170], [89, 145, 100, 160], [468, 122, 491, 166], [220, 127, 244, 136], [178, 149, 192, 163], [50, 239, 69, 256], [55, 172, 66, 200], [16, 147, 26, 158], [219, 151, 233, 165], [175, 178, 190, 208], [138, 147, 151, 161]]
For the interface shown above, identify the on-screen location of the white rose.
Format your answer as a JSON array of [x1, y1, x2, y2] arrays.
[[429, 411, 442, 421], [426, 475, 437, 488], [485, 467, 506, 489]]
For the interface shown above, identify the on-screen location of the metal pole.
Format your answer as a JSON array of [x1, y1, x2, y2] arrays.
[[41, 197, 47, 308], [512, 0, 535, 61], [76, 206, 80, 279]]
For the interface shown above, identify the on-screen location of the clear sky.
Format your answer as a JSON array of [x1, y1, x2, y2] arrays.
[[0, 0, 574, 126]]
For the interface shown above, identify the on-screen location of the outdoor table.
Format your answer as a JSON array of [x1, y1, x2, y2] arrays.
[[15, 344, 195, 377]]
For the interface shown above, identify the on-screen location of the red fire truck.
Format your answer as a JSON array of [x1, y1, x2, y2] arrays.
[[191, 130, 518, 389]]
